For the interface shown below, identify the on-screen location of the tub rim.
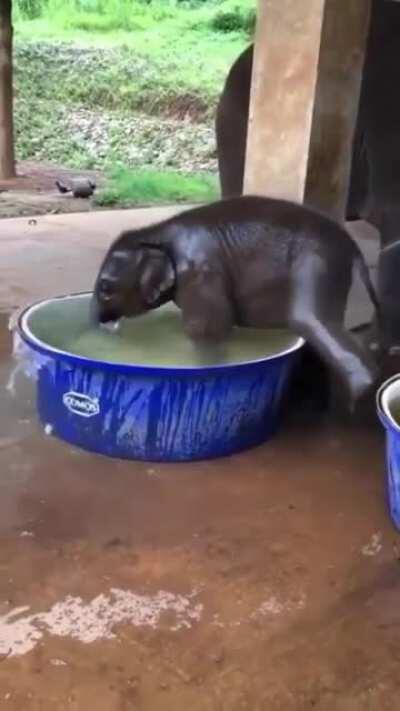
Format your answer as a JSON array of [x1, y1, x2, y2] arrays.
[[17, 292, 305, 377], [377, 374, 400, 433]]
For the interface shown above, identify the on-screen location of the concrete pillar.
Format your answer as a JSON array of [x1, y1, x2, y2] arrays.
[[244, 0, 371, 222]]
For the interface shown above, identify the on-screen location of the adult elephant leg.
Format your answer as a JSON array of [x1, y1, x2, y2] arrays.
[[365, 133, 400, 348], [216, 46, 253, 198], [346, 124, 369, 222], [377, 218, 400, 350], [357, 0, 400, 347], [215, 104, 248, 198]]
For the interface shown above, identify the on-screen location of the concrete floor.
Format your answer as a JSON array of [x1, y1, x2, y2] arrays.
[[0, 209, 399, 710]]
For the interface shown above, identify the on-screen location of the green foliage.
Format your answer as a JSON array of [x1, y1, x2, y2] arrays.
[[13, 41, 222, 120], [13, 0, 252, 110], [210, 3, 256, 34], [14, 96, 95, 169], [12, 0, 253, 205], [15, 0, 43, 19], [14, 47, 217, 174], [14, 0, 256, 38], [95, 165, 218, 206]]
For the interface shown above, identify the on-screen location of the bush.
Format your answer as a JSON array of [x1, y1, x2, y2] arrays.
[[242, 7, 256, 34], [210, 4, 256, 34], [16, 0, 43, 19]]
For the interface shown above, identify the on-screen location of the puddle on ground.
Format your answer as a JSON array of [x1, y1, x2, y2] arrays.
[[0, 313, 38, 447]]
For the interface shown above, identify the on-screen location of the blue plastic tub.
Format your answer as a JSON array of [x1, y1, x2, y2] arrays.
[[16, 293, 304, 462], [377, 375, 400, 530]]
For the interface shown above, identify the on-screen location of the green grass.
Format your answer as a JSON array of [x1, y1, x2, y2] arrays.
[[12, 0, 252, 206], [14, 0, 255, 34], [13, 0, 254, 51], [95, 165, 219, 206], [13, 0, 253, 120], [14, 41, 227, 121]]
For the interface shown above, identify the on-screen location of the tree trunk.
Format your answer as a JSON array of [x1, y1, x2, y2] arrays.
[[0, 0, 15, 180]]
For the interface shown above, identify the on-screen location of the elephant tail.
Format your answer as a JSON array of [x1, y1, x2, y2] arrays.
[[354, 251, 380, 317]]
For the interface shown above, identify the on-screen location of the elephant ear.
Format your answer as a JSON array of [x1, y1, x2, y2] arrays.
[[139, 247, 175, 306]]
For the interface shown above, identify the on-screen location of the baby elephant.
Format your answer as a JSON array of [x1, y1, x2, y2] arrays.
[[92, 196, 379, 410]]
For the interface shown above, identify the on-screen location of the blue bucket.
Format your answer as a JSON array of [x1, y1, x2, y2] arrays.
[[17, 293, 304, 462], [377, 375, 400, 530]]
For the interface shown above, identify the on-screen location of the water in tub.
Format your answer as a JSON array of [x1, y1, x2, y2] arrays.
[[25, 296, 297, 367]]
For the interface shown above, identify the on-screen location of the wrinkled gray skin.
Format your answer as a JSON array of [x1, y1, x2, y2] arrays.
[[215, 0, 400, 347], [92, 196, 379, 411]]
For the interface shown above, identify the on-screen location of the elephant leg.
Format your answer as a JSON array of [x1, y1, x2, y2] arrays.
[[346, 124, 369, 222], [378, 237, 400, 350], [215, 106, 248, 198], [364, 134, 400, 347], [289, 255, 379, 411], [291, 316, 378, 412], [355, 0, 400, 346], [215, 45, 253, 198], [175, 269, 234, 343]]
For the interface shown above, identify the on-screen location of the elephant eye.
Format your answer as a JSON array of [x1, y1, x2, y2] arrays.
[[99, 277, 117, 299]]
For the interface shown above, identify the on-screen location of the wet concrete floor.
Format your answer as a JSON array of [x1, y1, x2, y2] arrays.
[[0, 212, 399, 710]]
